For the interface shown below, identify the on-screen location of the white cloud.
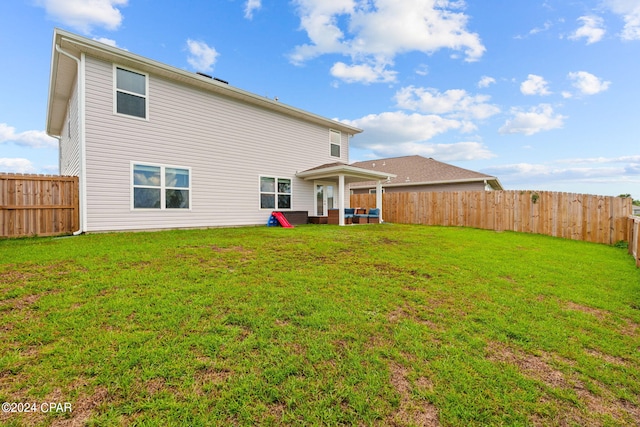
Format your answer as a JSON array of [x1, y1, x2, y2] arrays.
[[569, 15, 606, 44], [0, 123, 57, 149], [290, 0, 485, 82], [477, 76, 496, 88], [520, 74, 552, 96], [415, 64, 429, 76], [484, 156, 640, 191], [0, 158, 37, 174], [93, 37, 119, 47], [563, 155, 640, 164], [362, 141, 495, 162], [37, 0, 127, 34], [394, 86, 500, 120], [529, 20, 552, 35], [603, 0, 640, 40], [567, 71, 611, 95], [244, 0, 261, 19], [499, 104, 566, 136], [186, 40, 219, 72], [330, 61, 397, 84], [343, 111, 469, 147]]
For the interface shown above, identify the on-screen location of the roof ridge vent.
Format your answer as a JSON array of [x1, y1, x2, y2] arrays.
[[196, 72, 212, 78], [214, 77, 229, 84]]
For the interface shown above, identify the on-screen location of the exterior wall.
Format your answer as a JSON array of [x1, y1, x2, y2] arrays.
[[82, 56, 348, 231], [350, 181, 487, 195], [59, 79, 81, 176]]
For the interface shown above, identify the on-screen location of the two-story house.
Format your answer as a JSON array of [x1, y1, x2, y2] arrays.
[[46, 29, 392, 231]]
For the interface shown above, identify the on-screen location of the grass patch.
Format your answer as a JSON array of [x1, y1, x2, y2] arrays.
[[1, 224, 639, 426]]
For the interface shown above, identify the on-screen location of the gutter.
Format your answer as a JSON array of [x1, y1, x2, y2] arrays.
[[54, 44, 86, 235]]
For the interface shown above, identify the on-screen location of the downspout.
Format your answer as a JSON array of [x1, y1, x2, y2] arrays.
[[55, 44, 86, 235]]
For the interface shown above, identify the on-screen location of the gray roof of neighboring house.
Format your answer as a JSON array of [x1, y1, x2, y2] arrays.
[[349, 155, 503, 190]]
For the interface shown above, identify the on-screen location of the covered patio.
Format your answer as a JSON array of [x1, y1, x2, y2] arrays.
[[296, 163, 396, 226]]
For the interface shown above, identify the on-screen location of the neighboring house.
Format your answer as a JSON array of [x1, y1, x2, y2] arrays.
[[349, 155, 503, 195], [46, 29, 393, 231]]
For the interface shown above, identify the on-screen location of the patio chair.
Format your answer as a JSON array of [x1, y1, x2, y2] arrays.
[[354, 208, 368, 224], [344, 208, 355, 225], [367, 208, 380, 224]]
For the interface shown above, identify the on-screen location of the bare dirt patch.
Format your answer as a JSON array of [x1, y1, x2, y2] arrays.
[[565, 301, 609, 319], [50, 386, 109, 427], [620, 318, 639, 337], [486, 341, 640, 426], [386, 362, 439, 426], [387, 305, 441, 331], [0, 293, 41, 311], [486, 341, 568, 389], [585, 348, 628, 367]]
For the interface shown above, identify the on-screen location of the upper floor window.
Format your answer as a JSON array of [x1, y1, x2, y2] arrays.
[[330, 129, 341, 158], [115, 67, 147, 119]]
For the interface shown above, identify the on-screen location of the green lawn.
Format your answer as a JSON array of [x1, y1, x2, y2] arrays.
[[1, 224, 639, 426]]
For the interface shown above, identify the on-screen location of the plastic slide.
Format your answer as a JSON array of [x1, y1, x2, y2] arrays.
[[270, 212, 294, 228]]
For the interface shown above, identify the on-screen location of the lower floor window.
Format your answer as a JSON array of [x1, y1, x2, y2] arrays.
[[132, 163, 190, 209], [260, 176, 291, 209]]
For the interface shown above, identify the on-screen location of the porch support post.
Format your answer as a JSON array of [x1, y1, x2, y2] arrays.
[[376, 180, 383, 223], [338, 174, 345, 226]]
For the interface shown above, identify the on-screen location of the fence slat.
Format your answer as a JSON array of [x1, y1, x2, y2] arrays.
[[0, 174, 79, 238]]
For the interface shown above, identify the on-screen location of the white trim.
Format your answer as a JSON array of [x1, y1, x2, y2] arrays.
[[130, 161, 192, 210], [338, 174, 345, 225], [376, 180, 383, 223], [297, 164, 395, 181], [79, 52, 87, 233], [113, 64, 149, 121], [259, 175, 293, 210]]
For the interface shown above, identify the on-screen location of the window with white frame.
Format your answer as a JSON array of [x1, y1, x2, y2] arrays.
[[260, 177, 291, 210], [330, 129, 341, 158], [132, 163, 190, 209], [115, 67, 147, 119]]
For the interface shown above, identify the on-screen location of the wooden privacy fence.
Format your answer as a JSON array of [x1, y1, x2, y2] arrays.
[[629, 215, 640, 267], [0, 173, 79, 238], [351, 190, 633, 246]]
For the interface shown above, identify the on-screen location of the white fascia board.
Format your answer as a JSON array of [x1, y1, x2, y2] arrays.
[[297, 165, 396, 181]]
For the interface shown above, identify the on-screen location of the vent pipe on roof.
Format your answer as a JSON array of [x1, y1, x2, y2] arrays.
[[196, 72, 229, 84]]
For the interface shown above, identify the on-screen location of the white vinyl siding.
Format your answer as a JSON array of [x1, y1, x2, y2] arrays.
[[59, 79, 81, 176], [82, 56, 348, 231]]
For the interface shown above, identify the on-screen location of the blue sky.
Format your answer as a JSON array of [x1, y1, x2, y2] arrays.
[[1, 0, 639, 198]]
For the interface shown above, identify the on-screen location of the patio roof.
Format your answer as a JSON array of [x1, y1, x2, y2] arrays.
[[296, 162, 396, 183], [296, 163, 396, 226]]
